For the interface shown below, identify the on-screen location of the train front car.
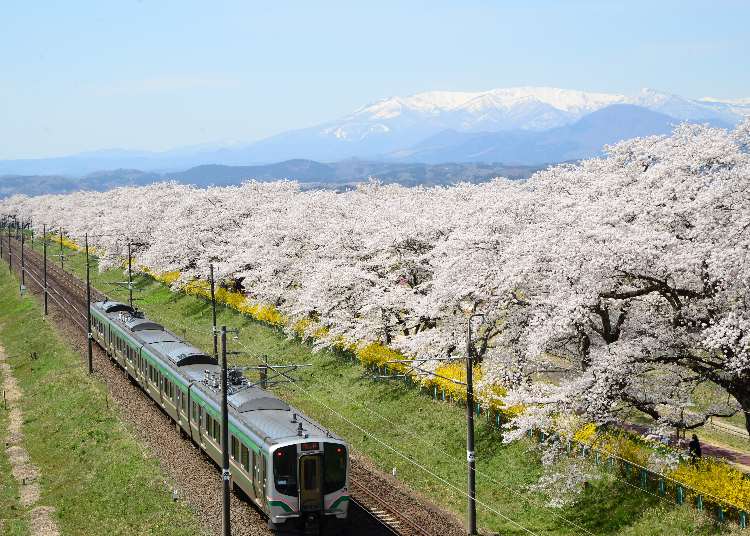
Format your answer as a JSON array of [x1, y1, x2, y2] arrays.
[[268, 437, 349, 528]]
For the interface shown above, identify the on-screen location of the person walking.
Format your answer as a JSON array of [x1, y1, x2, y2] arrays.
[[688, 434, 702, 463]]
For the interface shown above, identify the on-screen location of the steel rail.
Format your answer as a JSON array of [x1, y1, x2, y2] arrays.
[[8, 241, 89, 319], [349, 478, 434, 536], [3, 235, 448, 536]]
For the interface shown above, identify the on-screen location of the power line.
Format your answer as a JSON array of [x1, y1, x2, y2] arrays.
[[228, 335, 544, 536]]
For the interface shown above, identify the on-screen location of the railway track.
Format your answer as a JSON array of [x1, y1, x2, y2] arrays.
[[2, 235, 453, 536]]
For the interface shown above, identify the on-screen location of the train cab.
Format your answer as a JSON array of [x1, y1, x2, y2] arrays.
[[269, 439, 349, 526]]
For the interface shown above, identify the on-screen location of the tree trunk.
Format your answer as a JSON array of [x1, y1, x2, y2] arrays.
[[740, 393, 750, 439]]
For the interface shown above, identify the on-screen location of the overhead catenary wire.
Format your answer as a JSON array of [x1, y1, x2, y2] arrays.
[[99, 262, 730, 529], [19, 230, 748, 524], [227, 335, 544, 536]]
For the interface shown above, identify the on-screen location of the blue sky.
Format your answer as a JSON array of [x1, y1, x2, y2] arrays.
[[1, 0, 748, 159]]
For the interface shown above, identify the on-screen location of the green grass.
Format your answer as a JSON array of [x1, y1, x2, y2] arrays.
[[0, 371, 28, 536], [23, 239, 744, 535], [0, 264, 206, 536]]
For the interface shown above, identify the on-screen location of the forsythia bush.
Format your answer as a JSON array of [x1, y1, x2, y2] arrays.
[[572, 423, 750, 511], [422, 362, 516, 413], [670, 458, 750, 511], [43, 233, 80, 251], [356, 342, 406, 369], [145, 269, 515, 415]]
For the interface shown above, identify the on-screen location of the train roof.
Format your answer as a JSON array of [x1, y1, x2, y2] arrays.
[[92, 300, 342, 446], [180, 363, 337, 445]]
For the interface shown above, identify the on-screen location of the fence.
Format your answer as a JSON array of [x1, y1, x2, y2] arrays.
[[536, 430, 749, 529], [366, 363, 748, 529]]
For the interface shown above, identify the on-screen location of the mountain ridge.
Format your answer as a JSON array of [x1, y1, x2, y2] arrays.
[[1, 86, 748, 175]]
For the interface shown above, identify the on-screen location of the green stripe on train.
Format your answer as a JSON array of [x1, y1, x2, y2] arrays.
[[93, 308, 265, 454], [268, 500, 295, 513], [329, 495, 350, 510]]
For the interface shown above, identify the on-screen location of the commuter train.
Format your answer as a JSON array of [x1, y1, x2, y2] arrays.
[[89, 299, 350, 528]]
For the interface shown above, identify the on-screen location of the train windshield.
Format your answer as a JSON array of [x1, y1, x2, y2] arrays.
[[324, 443, 347, 493], [273, 445, 298, 496]]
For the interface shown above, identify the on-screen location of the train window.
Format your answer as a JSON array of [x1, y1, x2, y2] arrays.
[[323, 443, 347, 493], [213, 421, 220, 442], [231, 436, 239, 459], [273, 445, 298, 496], [302, 457, 318, 490], [241, 445, 250, 472]]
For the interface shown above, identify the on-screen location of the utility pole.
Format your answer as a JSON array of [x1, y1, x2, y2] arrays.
[[59, 228, 64, 271], [20, 228, 25, 289], [466, 314, 483, 536], [7, 224, 12, 272], [43, 224, 48, 316], [210, 264, 218, 359], [86, 234, 93, 374], [127, 242, 133, 308], [220, 326, 231, 536], [259, 355, 268, 389], [378, 315, 483, 536]]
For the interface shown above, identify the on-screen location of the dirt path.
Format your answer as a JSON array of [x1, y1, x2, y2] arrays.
[[0, 345, 61, 536], [625, 422, 750, 473]]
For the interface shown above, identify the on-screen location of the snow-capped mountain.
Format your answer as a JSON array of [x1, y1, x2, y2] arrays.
[[2, 87, 748, 175], [240, 86, 748, 163], [325, 86, 748, 139]]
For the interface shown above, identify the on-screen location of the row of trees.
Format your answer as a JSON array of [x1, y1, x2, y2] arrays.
[[2, 122, 749, 440]]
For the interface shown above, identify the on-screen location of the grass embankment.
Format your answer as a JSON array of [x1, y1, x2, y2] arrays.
[[0, 265, 205, 535], [34, 241, 737, 535], [0, 382, 26, 536]]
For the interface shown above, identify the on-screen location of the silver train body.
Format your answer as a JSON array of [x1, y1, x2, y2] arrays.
[[90, 300, 350, 526]]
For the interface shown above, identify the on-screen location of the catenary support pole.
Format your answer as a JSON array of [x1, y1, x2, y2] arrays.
[[59, 228, 64, 271], [127, 242, 133, 309], [20, 228, 25, 289], [260, 354, 268, 389], [220, 326, 231, 536], [210, 264, 218, 359], [465, 314, 482, 536], [8, 224, 12, 271], [86, 233, 93, 374], [43, 225, 48, 315]]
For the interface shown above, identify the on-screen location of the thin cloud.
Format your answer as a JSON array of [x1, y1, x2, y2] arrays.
[[90, 75, 241, 97]]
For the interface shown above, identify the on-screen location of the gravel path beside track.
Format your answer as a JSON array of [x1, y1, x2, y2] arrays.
[[1, 345, 61, 536]]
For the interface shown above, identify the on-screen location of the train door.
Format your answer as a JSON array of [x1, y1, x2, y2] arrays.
[[252, 450, 262, 500], [198, 405, 205, 447], [260, 454, 267, 500], [298, 455, 323, 512]]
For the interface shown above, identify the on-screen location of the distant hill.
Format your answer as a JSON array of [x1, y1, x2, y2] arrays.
[[1, 86, 747, 177], [0, 160, 544, 197], [393, 105, 732, 164]]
